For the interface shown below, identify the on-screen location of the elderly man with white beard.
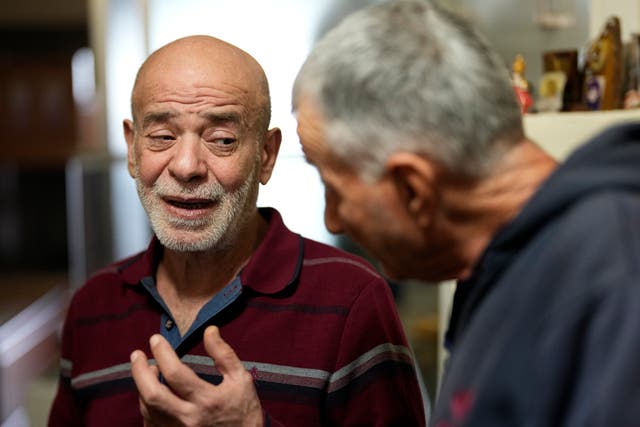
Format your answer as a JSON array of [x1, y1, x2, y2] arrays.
[[47, 35, 427, 427]]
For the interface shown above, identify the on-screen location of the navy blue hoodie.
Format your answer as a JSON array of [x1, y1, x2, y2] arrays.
[[433, 122, 640, 427]]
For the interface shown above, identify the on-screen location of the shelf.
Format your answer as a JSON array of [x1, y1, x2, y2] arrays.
[[523, 109, 640, 160]]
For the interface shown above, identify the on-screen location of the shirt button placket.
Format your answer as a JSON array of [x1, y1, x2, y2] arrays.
[[165, 318, 174, 330]]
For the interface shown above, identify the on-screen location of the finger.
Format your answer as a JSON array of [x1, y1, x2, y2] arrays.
[[131, 349, 188, 420], [149, 334, 205, 400], [148, 363, 159, 378], [130, 350, 162, 395], [203, 326, 246, 379], [130, 350, 182, 407]]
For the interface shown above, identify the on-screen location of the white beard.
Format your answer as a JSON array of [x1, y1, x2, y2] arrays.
[[134, 159, 259, 253]]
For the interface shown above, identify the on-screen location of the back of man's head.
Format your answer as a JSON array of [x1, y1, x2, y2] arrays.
[[293, 0, 524, 180]]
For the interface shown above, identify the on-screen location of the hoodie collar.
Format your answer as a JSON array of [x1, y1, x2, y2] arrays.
[[492, 122, 640, 253]]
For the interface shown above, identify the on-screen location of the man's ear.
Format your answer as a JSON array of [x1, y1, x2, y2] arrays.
[[385, 152, 437, 229], [123, 119, 137, 178], [259, 127, 282, 185]]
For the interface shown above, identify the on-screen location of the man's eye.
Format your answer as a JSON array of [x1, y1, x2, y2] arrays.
[[145, 133, 176, 150], [206, 137, 238, 155], [202, 129, 238, 155], [216, 138, 236, 145], [151, 134, 175, 141]]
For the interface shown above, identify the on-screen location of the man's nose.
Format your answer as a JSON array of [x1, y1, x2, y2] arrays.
[[169, 135, 207, 182]]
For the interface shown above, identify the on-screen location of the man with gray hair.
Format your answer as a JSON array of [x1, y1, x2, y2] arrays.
[[293, 0, 640, 425]]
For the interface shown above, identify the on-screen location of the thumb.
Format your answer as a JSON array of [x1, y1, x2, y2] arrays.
[[204, 326, 245, 379]]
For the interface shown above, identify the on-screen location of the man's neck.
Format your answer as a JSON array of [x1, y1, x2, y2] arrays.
[[439, 139, 558, 279], [155, 212, 268, 334], [160, 212, 267, 296]]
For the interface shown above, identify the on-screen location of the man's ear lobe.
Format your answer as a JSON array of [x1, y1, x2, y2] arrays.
[[123, 119, 136, 178], [259, 127, 282, 185], [386, 152, 436, 228]]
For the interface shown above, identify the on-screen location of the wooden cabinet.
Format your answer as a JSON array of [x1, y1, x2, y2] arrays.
[[0, 29, 87, 165]]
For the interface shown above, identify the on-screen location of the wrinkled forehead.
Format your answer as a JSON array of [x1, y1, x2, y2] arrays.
[[132, 38, 268, 120], [134, 57, 252, 101]]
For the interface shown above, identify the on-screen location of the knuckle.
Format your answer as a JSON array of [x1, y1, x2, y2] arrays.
[[219, 346, 237, 361], [143, 388, 163, 406], [161, 365, 182, 382], [181, 408, 203, 427], [239, 369, 254, 383]]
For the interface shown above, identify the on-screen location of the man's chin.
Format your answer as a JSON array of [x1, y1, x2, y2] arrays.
[[159, 239, 209, 253], [155, 230, 223, 253]]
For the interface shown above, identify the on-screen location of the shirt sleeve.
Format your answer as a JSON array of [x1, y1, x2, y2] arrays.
[[324, 277, 427, 426], [534, 194, 640, 426]]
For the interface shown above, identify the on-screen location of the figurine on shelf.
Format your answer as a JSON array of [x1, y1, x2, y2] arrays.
[[537, 71, 567, 112], [511, 54, 533, 114], [624, 33, 640, 109], [624, 90, 640, 109], [543, 49, 583, 111], [583, 16, 623, 110]]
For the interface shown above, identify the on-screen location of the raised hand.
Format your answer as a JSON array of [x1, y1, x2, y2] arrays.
[[130, 326, 264, 427]]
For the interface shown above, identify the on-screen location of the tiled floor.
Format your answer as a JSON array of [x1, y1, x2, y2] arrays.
[[25, 369, 58, 427]]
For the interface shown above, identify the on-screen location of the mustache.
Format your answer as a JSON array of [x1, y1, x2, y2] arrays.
[[153, 180, 226, 200]]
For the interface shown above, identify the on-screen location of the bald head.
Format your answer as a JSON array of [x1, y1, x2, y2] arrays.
[[131, 35, 271, 132]]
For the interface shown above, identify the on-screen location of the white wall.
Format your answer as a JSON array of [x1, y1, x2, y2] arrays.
[[91, 0, 388, 256], [443, 0, 591, 87], [589, 0, 640, 41]]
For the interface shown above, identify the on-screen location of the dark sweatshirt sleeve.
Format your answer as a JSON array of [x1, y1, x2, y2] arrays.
[[536, 193, 640, 427], [560, 282, 640, 426]]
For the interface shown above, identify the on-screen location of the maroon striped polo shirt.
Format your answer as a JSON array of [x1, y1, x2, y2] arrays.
[[48, 208, 426, 426]]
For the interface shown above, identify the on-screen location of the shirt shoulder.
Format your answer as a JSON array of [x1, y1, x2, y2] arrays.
[[69, 250, 148, 310]]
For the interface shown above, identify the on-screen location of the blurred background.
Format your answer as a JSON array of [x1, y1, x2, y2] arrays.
[[0, 0, 638, 425]]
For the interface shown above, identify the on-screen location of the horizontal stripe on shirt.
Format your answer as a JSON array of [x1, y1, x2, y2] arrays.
[[63, 342, 413, 394]]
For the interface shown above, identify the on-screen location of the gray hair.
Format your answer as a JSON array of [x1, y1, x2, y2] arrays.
[[292, 0, 524, 180]]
